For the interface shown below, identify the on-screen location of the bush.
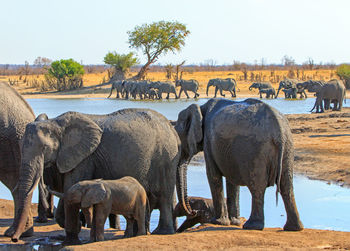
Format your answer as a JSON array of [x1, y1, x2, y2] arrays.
[[336, 64, 350, 89], [47, 59, 84, 91]]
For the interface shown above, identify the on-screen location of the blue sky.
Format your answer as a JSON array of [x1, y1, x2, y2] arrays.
[[1, 0, 349, 65]]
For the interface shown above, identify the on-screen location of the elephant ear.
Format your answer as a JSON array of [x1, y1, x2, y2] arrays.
[[81, 182, 107, 208], [55, 112, 103, 174], [175, 104, 203, 159]]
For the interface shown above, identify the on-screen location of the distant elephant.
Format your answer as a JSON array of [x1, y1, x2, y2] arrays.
[[258, 87, 276, 98], [132, 80, 150, 99], [175, 98, 303, 231], [282, 87, 297, 99], [248, 82, 273, 92], [175, 79, 200, 98], [146, 88, 158, 100], [206, 78, 237, 98], [107, 80, 125, 99], [150, 81, 178, 99], [298, 80, 325, 94], [123, 80, 137, 99], [53, 177, 148, 242], [173, 196, 215, 232], [275, 79, 298, 98], [310, 79, 346, 113], [10, 109, 194, 244]]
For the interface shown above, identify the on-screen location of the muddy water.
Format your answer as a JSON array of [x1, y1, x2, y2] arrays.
[[0, 97, 348, 237]]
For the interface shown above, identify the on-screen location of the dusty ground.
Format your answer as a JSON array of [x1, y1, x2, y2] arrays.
[[0, 108, 350, 249]]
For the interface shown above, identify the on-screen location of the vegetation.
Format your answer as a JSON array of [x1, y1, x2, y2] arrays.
[[103, 52, 138, 81], [336, 64, 350, 88], [127, 21, 190, 80], [47, 59, 85, 91]]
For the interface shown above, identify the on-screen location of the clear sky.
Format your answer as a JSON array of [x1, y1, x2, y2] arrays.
[[1, 0, 349, 65]]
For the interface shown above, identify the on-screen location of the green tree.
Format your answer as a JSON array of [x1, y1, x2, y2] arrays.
[[128, 21, 190, 80], [103, 51, 138, 81], [336, 64, 350, 89], [47, 59, 84, 91]]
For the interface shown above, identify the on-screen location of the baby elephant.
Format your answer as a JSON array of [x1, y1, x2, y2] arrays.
[[173, 197, 215, 232], [259, 87, 276, 98], [65, 177, 148, 242]]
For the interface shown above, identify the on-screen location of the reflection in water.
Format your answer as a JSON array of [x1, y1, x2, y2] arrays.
[[0, 97, 346, 232]]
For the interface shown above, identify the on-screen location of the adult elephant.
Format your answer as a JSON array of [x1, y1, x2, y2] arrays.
[[206, 78, 237, 98], [150, 81, 178, 99], [10, 109, 193, 244], [298, 80, 325, 93], [175, 79, 200, 98], [275, 79, 298, 98], [175, 98, 303, 231], [310, 79, 346, 113], [106, 80, 125, 99]]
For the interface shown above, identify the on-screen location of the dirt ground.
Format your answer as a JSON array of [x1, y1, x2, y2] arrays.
[[0, 107, 350, 249]]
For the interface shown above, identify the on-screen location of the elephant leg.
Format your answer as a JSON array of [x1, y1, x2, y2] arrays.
[[136, 207, 146, 236], [214, 87, 218, 98], [63, 203, 81, 245], [55, 198, 65, 228], [226, 181, 240, 226], [176, 217, 200, 233], [229, 90, 235, 98], [152, 188, 175, 234], [124, 218, 135, 238], [166, 93, 170, 99], [36, 191, 54, 223], [91, 204, 108, 242], [116, 92, 120, 99], [109, 214, 121, 230], [205, 157, 229, 226], [184, 89, 190, 98], [178, 89, 183, 99], [219, 89, 225, 97], [82, 207, 93, 228], [280, 166, 303, 231], [243, 186, 265, 230]]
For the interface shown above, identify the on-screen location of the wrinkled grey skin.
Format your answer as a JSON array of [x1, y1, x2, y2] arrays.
[[10, 109, 193, 244], [64, 177, 148, 242], [248, 82, 273, 91], [298, 80, 325, 93], [150, 81, 178, 99], [275, 79, 297, 98], [0, 83, 36, 238], [258, 87, 276, 98], [175, 79, 200, 98], [173, 196, 214, 232], [175, 98, 303, 231], [107, 80, 125, 99], [282, 88, 297, 99], [310, 79, 346, 113], [206, 78, 237, 98]]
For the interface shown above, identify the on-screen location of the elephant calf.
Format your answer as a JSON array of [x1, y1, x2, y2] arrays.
[[173, 197, 215, 232], [64, 177, 148, 242], [258, 87, 276, 99]]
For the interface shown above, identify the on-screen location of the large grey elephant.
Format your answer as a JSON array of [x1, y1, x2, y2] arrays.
[[175, 98, 303, 231], [150, 81, 178, 99], [10, 109, 193, 244], [298, 80, 325, 93], [310, 79, 346, 113], [175, 79, 200, 98], [107, 80, 125, 99], [275, 79, 298, 98], [206, 78, 237, 98]]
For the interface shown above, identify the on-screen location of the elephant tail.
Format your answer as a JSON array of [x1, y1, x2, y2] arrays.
[[275, 143, 284, 206], [145, 197, 151, 233]]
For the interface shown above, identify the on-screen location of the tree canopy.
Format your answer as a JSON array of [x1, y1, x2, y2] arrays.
[[104, 51, 138, 81], [336, 64, 350, 89], [128, 20, 190, 79]]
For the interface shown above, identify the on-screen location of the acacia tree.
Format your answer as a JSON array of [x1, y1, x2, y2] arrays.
[[128, 21, 190, 80], [103, 51, 138, 81]]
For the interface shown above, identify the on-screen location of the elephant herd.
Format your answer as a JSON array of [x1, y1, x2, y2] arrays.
[[0, 82, 305, 245]]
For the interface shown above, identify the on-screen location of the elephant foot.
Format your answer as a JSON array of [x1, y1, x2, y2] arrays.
[[152, 225, 175, 235], [243, 219, 264, 230], [5, 225, 34, 238], [210, 216, 230, 226], [35, 215, 48, 223], [46, 211, 55, 219], [283, 220, 304, 231], [63, 232, 81, 246], [229, 217, 241, 226]]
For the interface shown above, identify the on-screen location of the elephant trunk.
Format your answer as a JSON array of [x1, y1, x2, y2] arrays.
[[206, 82, 213, 96], [249, 85, 254, 91], [11, 156, 44, 242], [176, 163, 194, 216]]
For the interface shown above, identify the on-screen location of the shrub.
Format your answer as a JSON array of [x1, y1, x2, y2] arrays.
[[336, 64, 350, 89]]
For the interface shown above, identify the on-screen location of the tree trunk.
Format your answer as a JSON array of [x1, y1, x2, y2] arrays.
[[133, 61, 153, 80], [109, 69, 126, 83]]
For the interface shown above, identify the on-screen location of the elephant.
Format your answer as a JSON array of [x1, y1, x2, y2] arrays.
[[175, 98, 304, 231], [0, 83, 55, 237], [149, 81, 178, 99], [146, 88, 158, 100], [106, 80, 125, 99], [123, 80, 137, 99], [275, 79, 298, 98], [310, 79, 346, 113], [282, 88, 297, 99], [173, 196, 215, 232], [248, 82, 273, 92], [175, 79, 200, 98], [131, 80, 150, 99], [206, 78, 238, 98], [258, 87, 276, 98], [10, 108, 194, 244], [51, 177, 148, 241]]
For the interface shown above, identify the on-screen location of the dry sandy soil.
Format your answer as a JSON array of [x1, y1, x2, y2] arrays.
[[0, 106, 349, 249]]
